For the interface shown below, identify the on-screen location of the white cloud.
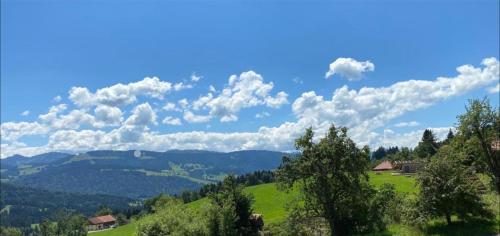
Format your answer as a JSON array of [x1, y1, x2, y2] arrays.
[[255, 112, 271, 118], [69, 77, 175, 107], [0, 122, 49, 142], [94, 105, 123, 126], [162, 116, 182, 126], [209, 85, 216, 93], [38, 104, 68, 124], [1, 57, 498, 158], [293, 77, 304, 84], [178, 99, 189, 109], [173, 82, 193, 91], [394, 121, 420, 127], [20, 110, 30, 116], [124, 103, 157, 126], [163, 102, 181, 112], [487, 83, 499, 93], [191, 73, 203, 82], [183, 111, 211, 123], [53, 95, 62, 103], [325, 57, 375, 81], [187, 71, 288, 122], [295, 57, 498, 146]]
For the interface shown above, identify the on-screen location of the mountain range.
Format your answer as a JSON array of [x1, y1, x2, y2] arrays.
[[0, 150, 285, 199]]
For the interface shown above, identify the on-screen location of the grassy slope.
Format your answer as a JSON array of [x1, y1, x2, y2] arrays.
[[89, 172, 499, 235], [91, 171, 416, 236]]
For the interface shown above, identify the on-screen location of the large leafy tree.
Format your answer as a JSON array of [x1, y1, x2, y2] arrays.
[[457, 98, 500, 193], [276, 125, 374, 236], [417, 155, 491, 225]]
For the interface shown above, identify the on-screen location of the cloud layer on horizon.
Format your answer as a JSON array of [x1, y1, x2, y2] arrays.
[[1, 57, 498, 158]]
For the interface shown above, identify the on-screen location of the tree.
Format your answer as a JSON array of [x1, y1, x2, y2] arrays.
[[115, 213, 127, 226], [276, 125, 376, 236], [39, 219, 56, 236], [372, 146, 387, 160], [417, 156, 491, 225], [0, 227, 22, 236], [136, 197, 207, 236], [210, 175, 256, 236], [458, 98, 500, 193], [415, 129, 439, 158], [53, 210, 87, 236], [95, 205, 113, 216]]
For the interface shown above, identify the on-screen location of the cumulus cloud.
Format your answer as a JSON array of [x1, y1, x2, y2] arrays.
[[124, 103, 157, 126], [191, 73, 203, 82], [1, 58, 498, 158], [394, 121, 420, 127], [53, 95, 62, 103], [186, 71, 288, 123], [183, 111, 211, 123], [162, 116, 182, 126], [69, 77, 176, 107], [173, 82, 193, 91], [487, 83, 499, 93], [325, 57, 375, 80], [255, 112, 271, 118], [163, 102, 181, 112], [294, 57, 498, 145], [20, 110, 30, 116], [0, 122, 49, 142], [94, 105, 123, 126]]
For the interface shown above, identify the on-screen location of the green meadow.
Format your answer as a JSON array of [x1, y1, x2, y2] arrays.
[[89, 171, 499, 236], [91, 171, 417, 236]]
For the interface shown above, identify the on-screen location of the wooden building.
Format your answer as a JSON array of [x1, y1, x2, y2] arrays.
[[373, 161, 394, 171], [87, 215, 116, 231]]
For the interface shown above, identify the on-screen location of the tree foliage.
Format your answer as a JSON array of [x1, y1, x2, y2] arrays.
[[415, 129, 439, 158], [417, 156, 492, 225], [136, 197, 207, 236], [277, 125, 383, 236], [457, 98, 500, 192], [209, 175, 257, 236]]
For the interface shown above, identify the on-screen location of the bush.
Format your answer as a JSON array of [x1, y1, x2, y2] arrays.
[[136, 197, 207, 236]]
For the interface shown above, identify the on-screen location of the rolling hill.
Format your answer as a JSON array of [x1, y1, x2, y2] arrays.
[[1, 150, 285, 198], [91, 172, 418, 236]]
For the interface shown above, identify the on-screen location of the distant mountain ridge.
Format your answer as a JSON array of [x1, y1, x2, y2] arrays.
[[1, 150, 286, 198], [1, 152, 70, 167]]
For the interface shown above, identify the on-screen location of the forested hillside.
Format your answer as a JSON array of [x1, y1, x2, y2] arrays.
[[1, 150, 284, 198], [0, 183, 134, 228]]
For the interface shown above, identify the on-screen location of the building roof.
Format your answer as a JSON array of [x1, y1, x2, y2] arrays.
[[373, 161, 393, 171], [88, 215, 116, 225]]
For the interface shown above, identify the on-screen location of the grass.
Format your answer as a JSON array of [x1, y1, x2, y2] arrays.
[[89, 171, 499, 236], [89, 221, 137, 236]]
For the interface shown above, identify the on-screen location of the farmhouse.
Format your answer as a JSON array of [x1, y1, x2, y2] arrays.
[[373, 161, 394, 171], [373, 160, 423, 174], [87, 215, 116, 231]]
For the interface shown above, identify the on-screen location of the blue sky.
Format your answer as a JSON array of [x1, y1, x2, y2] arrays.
[[1, 0, 499, 157]]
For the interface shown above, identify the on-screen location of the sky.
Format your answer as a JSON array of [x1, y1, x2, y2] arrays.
[[1, 0, 499, 158]]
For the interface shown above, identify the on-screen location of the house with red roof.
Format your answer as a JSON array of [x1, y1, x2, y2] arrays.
[[87, 214, 117, 231], [373, 161, 394, 171]]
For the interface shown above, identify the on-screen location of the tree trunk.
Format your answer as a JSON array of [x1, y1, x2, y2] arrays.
[[474, 127, 500, 193], [445, 213, 452, 225], [328, 219, 337, 236]]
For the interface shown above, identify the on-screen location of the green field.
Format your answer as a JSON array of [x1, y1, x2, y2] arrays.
[[90, 171, 416, 236], [88, 172, 499, 236]]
